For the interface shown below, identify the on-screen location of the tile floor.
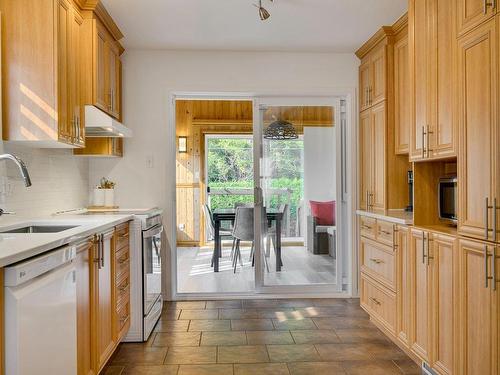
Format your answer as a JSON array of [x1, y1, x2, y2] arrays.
[[104, 299, 421, 375]]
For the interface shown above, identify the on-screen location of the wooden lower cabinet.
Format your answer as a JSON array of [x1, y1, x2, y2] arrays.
[[396, 225, 411, 348], [457, 238, 499, 375], [76, 222, 131, 375], [361, 221, 458, 374], [95, 230, 116, 371], [76, 239, 96, 375]]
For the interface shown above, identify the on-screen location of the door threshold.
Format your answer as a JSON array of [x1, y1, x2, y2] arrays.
[[171, 290, 352, 301]]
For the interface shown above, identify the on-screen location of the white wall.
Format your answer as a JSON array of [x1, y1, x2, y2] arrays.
[[0, 143, 89, 217], [88, 49, 359, 296]]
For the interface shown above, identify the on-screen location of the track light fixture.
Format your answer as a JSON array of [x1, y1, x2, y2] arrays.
[[255, 0, 273, 21]]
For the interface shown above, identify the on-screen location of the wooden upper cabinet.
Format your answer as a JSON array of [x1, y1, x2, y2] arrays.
[[359, 103, 386, 211], [371, 102, 386, 210], [74, 137, 123, 157], [358, 43, 387, 110], [0, 0, 83, 147], [370, 46, 386, 106], [94, 21, 109, 113], [409, 0, 456, 161], [82, 16, 123, 121], [409, 228, 431, 362], [457, 18, 498, 242], [457, 0, 497, 37], [70, 7, 84, 147], [394, 31, 410, 154], [359, 109, 373, 211], [409, 0, 427, 160], [457, 239, 498, 375], [359, 59, 371, 111]]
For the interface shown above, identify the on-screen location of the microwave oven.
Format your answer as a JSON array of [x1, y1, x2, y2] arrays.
[[438, 177, 458, 224]]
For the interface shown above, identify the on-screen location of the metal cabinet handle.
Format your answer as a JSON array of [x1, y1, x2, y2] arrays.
[[368, 87, 372, 105], [485, 245, 491, 288], [492, 247, 497, 291], [484, 0, 495, 13], [361, 224, 373, 230], [369, 258, 384, 264], [422, 232, 427, 264], [370, 297, 381, 306], [379, 229, 391, 235], [485, 197, 493, 240], [421, 126, 426, 158], [393, 226, 398, 249]]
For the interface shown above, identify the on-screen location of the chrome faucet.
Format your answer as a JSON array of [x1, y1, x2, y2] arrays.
[[0, 154, 32, 187]]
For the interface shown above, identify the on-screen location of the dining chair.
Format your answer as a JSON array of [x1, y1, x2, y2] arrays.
[[232, 206, 272, 273], [265, 204, 287, 268], [203, 204, 235, 267]]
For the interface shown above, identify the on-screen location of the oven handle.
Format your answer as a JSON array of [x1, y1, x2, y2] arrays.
[[143, 224, 163, 239]]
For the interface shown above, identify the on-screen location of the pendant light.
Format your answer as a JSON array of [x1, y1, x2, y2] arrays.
[[264, 120, 298, 140], [255, 0, 272, 21]]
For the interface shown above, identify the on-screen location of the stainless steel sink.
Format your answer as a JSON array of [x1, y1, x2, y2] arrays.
[[0, 225, 79, 234]]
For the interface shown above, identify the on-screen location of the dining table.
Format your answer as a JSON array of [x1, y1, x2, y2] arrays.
[[211, 207, 284, 273]]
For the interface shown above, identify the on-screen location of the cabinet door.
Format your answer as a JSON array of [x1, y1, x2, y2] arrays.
[[409, 0, 429, 161], [457, 0, 497, 37], [370, 46, 386, 106], [429, 234, 455, 375], [69, 8, 84, 147], [107, 42, 121, 119], [428, 0, 456, 159], [396, 225, 411, 348], [394, 35, 410, 155], [359, 109, 373, 210], [57, 0, 72, 143], [94, 21, 108, 112], [76, 240, 96, 375], [95, 233, 116, 370], [359, 58, 371, 112], [458, 239, 497, 375], [457, 19, 498, 241], [409, 228, 431, 362], [371, 102, 386, 210]]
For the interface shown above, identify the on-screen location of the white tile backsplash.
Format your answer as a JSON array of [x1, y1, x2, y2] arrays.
[[0, 143, 89, 216]]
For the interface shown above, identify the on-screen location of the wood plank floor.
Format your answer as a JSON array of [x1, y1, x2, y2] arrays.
[[104, 298, 420, 374], [177, 244, 337, 293]]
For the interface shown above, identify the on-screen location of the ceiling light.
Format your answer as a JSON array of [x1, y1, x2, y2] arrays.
[[264, 120, 298, 140], [256, 0, 271, 21]]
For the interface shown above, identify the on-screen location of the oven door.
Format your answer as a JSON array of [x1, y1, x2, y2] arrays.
[[142, 223, 163, 317]]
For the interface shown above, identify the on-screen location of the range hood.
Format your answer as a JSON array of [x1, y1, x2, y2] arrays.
[[84, 106, 133, 138]]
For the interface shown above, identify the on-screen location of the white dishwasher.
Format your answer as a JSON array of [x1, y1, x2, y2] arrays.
[[4, 245, 77, 375]]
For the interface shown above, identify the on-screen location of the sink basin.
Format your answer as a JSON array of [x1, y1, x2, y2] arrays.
[[0, 225, 79, 234]]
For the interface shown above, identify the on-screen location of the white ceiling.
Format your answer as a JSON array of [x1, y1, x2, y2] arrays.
[[100, 0, 408, 53]]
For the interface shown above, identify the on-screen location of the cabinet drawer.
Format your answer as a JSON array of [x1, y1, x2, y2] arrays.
[[360, 274, 396, 334], [360, 237, 396, 290], [115, 246, 130, 280], [115, 272, 130, 309], [116, 297, 130, 335], [115, 223, 130, 251], [376, 220, 395, 246], [360, 216, 377, 239]]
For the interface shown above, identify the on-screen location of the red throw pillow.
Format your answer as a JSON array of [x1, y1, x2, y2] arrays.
[[310, 200, 336, 225]]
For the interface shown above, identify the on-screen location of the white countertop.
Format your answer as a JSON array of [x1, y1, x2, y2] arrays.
[[0, 214, 134, 267], [356, 209, 414, 225]]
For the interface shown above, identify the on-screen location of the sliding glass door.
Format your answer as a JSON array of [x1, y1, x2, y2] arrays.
[[253, 97, 342, 292]]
